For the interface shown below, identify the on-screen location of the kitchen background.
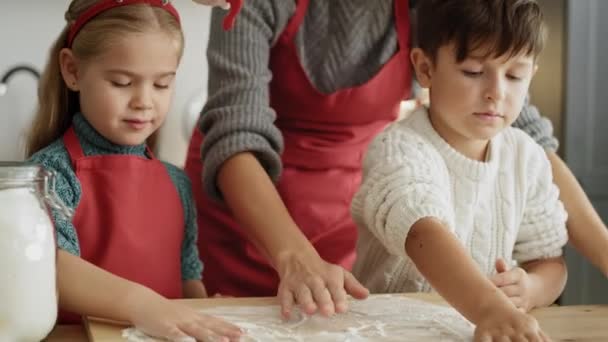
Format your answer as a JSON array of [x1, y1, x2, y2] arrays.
[[0, 0, 606, 304]]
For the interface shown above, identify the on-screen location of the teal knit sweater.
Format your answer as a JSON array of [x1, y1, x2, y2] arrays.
[[28, 113, 202, 280]]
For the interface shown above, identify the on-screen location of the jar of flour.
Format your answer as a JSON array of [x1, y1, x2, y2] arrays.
[[0, 162, 72, 342]]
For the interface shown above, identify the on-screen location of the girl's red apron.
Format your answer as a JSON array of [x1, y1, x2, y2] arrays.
[[185, 0, 411, 296], [59, 127, 184, 323]]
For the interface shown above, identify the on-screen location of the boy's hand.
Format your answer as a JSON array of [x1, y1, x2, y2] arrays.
[[490, 259, 534, 312], [474, 306, 550, 342]]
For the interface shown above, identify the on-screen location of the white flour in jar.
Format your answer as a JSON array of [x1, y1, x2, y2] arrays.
[[0, 188, 57, 342], [123, 295, 474, 341]]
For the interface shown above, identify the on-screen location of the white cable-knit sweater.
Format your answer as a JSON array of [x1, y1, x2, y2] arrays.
[[351, 108, 568, 294]]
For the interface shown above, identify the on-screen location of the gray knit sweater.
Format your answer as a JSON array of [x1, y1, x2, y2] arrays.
[[200, 0, 558, 199]]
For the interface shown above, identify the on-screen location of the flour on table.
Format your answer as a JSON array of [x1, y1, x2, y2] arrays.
[[122, 295, 474, 341]]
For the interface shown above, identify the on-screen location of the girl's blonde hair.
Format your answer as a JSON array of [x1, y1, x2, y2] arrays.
[[26, 0, 184, 157]]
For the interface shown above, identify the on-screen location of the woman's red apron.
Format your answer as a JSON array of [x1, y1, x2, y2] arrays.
[[59, 127, 184, 323], [185, 0, 411, 296]]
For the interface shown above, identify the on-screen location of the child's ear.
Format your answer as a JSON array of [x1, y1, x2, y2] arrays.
[[410, 48, 433, 88], [59, 48, 80, 91]]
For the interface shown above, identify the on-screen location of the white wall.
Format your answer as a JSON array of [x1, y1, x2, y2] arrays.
[[0, 1, 212, 166]]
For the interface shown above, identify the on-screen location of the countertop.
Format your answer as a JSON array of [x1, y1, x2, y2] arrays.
[[45, 293, 608, 341]]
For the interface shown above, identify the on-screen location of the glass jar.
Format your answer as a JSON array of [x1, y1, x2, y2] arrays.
[[0, 162, 72, 342]]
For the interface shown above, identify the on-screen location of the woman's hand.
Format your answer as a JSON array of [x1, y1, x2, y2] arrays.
[[191, 0, 231, 10], [276, 251, 369, 319], [127, 287, 243, 342]]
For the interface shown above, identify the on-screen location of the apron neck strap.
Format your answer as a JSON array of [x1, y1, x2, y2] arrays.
[[62, 126, 157, 164], [395, 0, 411, 55], [280, 0, 310, 43], [63, 126, 86, 165]]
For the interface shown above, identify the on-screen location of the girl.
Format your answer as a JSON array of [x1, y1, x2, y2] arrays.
[[27, 1, 241, 341], [352, 0, 566, 340]]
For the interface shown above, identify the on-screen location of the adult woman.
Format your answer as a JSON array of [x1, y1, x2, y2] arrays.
[[187, 0, 608, 317]]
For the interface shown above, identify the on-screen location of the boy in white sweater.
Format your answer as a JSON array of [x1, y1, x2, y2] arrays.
[[352, 0, 567, 340]]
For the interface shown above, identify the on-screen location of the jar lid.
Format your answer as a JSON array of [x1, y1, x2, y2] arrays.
[[0, 162, 74, 219], [0, 162, 46, 182]]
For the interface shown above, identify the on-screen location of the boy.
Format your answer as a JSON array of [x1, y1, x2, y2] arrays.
[[352, 0, 565, 340]]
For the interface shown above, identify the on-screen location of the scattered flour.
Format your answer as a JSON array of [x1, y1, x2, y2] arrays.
[[122, 295, 473, 341]]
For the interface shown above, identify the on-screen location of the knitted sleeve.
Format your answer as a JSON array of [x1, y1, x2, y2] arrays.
[[163, 163, 204, 281], [28, 140, 82, 256], [351, 126, 454, 257], [513, 135, 568, 263], [512, 96, 559, 151], [199, 0, 293, 201]]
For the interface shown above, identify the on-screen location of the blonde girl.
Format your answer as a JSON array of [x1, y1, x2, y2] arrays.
[[27, 0, 242, 341]]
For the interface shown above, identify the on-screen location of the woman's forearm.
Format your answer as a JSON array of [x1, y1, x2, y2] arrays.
[[217, 152, 319, 273], [547, 151, 608, 276], [522, 257, 567, 309]]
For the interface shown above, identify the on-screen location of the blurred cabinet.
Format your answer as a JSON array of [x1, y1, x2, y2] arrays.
[[531, 0, 566, 144], [561, 0, 608, 305]]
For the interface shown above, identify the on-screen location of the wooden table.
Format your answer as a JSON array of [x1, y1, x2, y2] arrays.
[[45, 294, 608, 341]]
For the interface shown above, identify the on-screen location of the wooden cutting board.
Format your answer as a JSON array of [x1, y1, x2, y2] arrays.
[[86, 294, 608, 341], [86, 294, 444, 341]]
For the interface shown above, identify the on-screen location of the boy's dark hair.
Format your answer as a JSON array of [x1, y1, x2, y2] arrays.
[[415, 0, 546, 62]]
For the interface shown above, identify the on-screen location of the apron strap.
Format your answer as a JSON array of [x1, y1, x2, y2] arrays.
[[62, 126, 85, 166], [279, 0, 310, 44], [144, 146, 157, 160], [63, 125, 157, 163], [395, 0, 411, 59]]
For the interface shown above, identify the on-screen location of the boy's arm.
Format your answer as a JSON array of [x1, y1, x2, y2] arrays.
[[547, 151, 608, 277], [405, 218, 547, 339], [405, 218, 513, 323]]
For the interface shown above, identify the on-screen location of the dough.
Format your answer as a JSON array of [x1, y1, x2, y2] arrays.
[[123, 295, 473, 341]]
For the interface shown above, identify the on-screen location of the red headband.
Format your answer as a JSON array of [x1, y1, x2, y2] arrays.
[[67, 0, 181, 47]]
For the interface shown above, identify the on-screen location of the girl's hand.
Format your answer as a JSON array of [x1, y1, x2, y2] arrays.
[[127, 287, 243, 342], [474, 306, 550, 342], [490, 259, 535, 312], [191, 0, 231, 10]]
